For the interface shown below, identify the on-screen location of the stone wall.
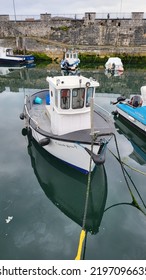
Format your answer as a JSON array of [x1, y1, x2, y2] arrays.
[[0, 12, 146, 56]]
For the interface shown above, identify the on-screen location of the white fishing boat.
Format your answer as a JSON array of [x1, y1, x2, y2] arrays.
[[0, 47, 34, 66], [112, 86, 146, 136], [60, 50, 80, 71], [20, 75, 114, 174]]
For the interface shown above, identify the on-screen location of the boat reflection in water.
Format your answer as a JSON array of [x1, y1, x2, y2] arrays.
[[27, 135, 108, 235], [61, 68, 80, 76], [114, 115, 146, 165], [0, 64, 35, 76], [105, 68, 124, 78]]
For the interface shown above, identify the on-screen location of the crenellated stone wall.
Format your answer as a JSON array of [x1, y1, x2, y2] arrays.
[[0, 12, 146, 55]]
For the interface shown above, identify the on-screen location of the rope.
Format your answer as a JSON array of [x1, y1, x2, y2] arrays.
[[121, 161, 146, 176], [108, 135, 146, 215], [75, 131, 95, 260], [75, 98, 95, 260]]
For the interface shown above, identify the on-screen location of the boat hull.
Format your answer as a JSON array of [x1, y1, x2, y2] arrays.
[[60, 60, 80, 71], [15, 55, 34, 64], [0, 58, 25, 66], [116, 105, 146, 136], [31, 127, 99, 174]]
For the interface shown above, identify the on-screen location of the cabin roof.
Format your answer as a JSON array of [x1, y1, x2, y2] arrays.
[[46, 75, 99, 89], [106, 57, 123, 64]]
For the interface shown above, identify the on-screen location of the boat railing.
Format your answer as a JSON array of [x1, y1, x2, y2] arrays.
[[24, 96, 39, 128]]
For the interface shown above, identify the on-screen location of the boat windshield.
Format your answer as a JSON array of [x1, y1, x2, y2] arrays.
[[6, 49, 13, 56], [86, 87, 94, 107], [60, 89, 70, 109], [66, 53, 71, 59], [73, 53, 77, 58], [60, 87, 94, 110], [72, 88, 85, 109]]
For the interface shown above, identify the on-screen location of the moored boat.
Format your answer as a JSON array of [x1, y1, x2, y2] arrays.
[[0, 47, 34, 66], [61, 50, 80, 71], [105, 57, 124, 72], [20, 75, 115, 174], [112, 86, 146, 136]]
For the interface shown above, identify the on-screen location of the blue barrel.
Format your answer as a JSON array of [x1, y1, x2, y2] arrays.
[[46, 93, 50, 105]]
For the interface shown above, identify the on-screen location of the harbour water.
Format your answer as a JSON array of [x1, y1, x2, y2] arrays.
[[0, 66, 146, 260]]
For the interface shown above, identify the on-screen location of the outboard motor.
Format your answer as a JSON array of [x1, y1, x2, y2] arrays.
[[129, 95, 143, 108]]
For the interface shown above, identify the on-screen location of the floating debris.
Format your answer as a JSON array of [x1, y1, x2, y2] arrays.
[[5, 216, 13, 224]]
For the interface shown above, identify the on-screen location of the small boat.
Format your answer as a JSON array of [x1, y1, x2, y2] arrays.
[[105, 57, 124, 72], [60, 50, 80, 71], [20, 75, 115, 174], [28, 137, 108, 234], [114, 115, 146, 165], [0, 47, 34, 66], [112, 86, 146, 136]]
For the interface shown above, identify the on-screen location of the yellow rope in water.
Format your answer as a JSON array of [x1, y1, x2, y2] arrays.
[[75, 140, 93, 260], [75, 230, 86, 260], [75, 98, 94, 260], [122, 161, 146, 176], [109, 149, 146, 176]]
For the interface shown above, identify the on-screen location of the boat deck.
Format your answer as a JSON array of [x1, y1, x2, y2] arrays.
[[29, 102, 115, 143], [30, 103, 52, 133]]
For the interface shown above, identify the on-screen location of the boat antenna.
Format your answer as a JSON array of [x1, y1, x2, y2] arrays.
[[12, 0, 17, 22], [120, 0, 123, 13]]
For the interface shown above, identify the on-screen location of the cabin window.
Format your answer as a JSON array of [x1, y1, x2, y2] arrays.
[[60, 89, 70, 109], [73, 53, 77, 58], [55, 89, 58, 107], [72, 88, 85, 109], [86, 87, 94, 107]]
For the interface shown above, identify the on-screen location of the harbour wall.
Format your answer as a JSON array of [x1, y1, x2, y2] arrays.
[[0, 12, 146, 57]]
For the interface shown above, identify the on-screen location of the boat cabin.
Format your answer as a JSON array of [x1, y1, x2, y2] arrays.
[[65, 50, 78, 60], [0, 47, 14, 58], [46, 75, 99, 135]]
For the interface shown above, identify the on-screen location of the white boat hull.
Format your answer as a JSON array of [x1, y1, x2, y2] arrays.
[[31, 128, 99, 174]]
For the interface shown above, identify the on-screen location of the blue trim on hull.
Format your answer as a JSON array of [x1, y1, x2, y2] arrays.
[[117, 103, 146, 125], [0, 58, 25, 66]]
